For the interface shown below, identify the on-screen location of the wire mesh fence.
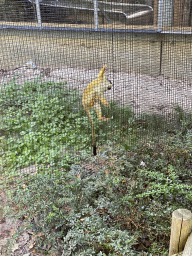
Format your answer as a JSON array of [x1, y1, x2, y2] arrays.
[[0, 1, 192, 255], [0, 0, 192, 29]]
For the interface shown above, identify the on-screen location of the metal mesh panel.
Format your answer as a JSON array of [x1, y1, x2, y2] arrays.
[[0, 1, 192, 255]]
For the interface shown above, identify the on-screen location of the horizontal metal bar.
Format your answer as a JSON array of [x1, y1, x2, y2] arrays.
[[27, 0, 153, 21], [0, 24, 192, 35]]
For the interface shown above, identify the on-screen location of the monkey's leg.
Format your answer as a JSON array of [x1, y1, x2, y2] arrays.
[[94, 102, 110, 121]]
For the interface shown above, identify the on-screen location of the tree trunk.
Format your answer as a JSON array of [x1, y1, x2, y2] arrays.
[[182, 0, 191, 26]]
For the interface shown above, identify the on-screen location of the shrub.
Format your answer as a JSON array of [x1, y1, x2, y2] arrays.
[[1, 80, 192, 255]]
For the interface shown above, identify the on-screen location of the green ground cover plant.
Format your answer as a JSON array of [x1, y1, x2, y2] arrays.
[[0, 80, 192, 255]]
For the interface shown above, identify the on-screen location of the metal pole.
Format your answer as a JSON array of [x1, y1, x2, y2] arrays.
[[158, 0, 173, 30], [35, 0, 42, 28], [158, 0, 163, 31], [93, 0, 98, 31]]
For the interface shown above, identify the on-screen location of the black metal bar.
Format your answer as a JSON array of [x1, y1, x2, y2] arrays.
[[1, 24, 191, 35], [159, 40, 163, 75], [0, 24, 161, 34]]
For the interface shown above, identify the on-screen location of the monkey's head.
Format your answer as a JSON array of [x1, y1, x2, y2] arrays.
[[107, 79, 112, 90], [101, 77, 112, 92]]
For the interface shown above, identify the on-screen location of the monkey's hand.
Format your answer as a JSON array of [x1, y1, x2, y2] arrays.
[[104, 102, 109, 108], [102, 116, 110, 121]]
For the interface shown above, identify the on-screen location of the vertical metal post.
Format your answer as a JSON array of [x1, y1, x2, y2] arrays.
[[158, 0, 173, 30], [159, 40, 163, 75], [158, 0, 163, 31], [35, 0, 42, 28], [93, 0, 98, 31]]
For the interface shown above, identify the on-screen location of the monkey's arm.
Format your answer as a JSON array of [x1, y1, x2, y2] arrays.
[[97, 94, 109, 107], [93, 102, 110, 121]]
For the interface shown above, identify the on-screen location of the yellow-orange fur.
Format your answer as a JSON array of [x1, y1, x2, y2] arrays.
[[82, 66, 112, 148]]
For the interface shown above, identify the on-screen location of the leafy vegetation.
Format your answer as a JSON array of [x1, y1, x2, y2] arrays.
[[0, 80, 192, 255]]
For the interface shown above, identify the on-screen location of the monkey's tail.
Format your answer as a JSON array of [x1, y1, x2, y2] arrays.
[[86, 109, 97, 156], [92, 123, 96, 156]]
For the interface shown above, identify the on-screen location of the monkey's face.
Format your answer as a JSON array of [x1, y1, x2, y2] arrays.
[[107, 79, 112, 90], [102, 78, 112, 91]]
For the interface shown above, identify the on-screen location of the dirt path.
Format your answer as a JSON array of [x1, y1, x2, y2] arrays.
[[1, 66, 192, 115]]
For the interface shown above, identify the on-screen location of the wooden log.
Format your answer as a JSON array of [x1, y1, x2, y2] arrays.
[[182, 232, 192, 256], [153, 0, 158, 25], [182, 0, 191, 27], [173, 0, 191, 27], [169, 209, 192, 256]]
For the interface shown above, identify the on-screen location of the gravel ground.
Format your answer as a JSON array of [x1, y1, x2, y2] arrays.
[[1, 65, 192, 115]]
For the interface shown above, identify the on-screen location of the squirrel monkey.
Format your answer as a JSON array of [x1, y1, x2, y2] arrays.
[[82, 66, 112, 155]]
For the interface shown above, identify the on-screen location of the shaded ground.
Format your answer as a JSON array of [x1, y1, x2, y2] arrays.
[[0, 189, 52, 256]]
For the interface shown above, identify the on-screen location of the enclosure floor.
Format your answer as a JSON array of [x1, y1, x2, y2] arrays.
[[0, 66, 192, 115]]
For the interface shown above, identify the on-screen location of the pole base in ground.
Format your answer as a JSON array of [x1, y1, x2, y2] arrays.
[[93, 145, 97, 156]]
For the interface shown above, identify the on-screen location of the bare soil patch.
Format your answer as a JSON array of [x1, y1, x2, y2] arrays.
[[1, 66, 192, 115]]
